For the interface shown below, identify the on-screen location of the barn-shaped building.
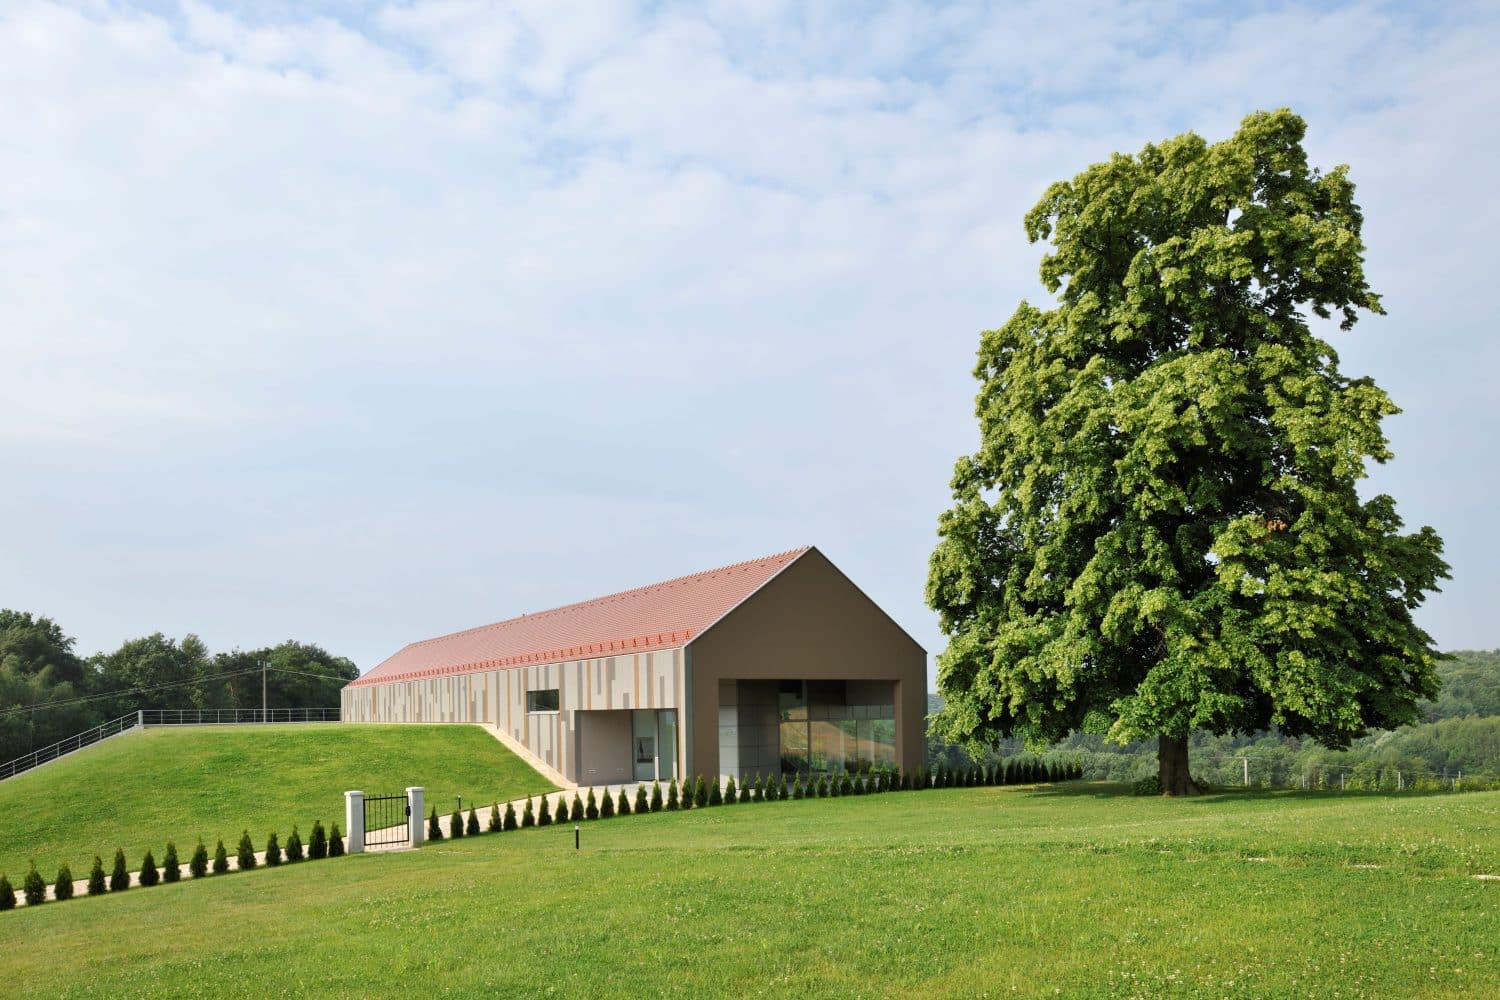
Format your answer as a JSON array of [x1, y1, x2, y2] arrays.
[[341, 547, 926, 786]]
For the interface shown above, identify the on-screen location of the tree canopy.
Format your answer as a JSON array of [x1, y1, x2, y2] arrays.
[[927, 109, 1448, 794], [0, 613, 358, 763]]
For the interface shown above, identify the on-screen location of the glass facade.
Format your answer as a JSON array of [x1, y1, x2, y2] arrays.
[[719, 679, 895, 777]]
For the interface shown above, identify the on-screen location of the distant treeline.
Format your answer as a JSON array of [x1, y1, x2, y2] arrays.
[[0, 610, 357, 763], [928, 650, 1500, 788]]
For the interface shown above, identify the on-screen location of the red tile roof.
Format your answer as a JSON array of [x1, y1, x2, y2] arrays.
[[347, 547, 811, 687]]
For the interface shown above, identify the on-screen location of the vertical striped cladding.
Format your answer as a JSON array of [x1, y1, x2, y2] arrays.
[[340, 648, 683, 778]]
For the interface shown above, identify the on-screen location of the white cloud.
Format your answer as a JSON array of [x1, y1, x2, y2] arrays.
[[0, 0, 1495, 670]]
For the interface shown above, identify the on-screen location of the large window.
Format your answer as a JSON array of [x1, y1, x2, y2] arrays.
[[526, 688, 560, 713], [778, 680, 894, 775]]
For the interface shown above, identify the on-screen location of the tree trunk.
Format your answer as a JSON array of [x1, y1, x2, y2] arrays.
[[1158, 735, 1202, 796]]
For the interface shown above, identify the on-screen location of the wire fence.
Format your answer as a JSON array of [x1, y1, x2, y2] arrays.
[[0, 707, 341, 782], [1060, 747, 1500, 793]]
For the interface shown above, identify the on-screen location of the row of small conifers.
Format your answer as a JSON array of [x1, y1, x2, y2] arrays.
[[1, 757, 1082, 910], [425, 758, 1085, 839], [0, 821, 345, 910]]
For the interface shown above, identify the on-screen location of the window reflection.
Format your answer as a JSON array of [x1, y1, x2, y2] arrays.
[[775, 680, 895, 775]]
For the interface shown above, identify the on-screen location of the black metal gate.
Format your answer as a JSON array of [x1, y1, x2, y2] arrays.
[[364, 793, 410, 847]]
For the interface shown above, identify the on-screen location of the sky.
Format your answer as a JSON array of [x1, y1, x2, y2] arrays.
[[2, 1, 1497, 683]]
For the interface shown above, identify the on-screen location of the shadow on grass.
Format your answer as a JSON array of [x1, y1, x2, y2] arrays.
[[1017, 781, 1465, 804]]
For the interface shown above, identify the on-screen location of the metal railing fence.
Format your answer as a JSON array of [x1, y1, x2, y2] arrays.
[[138, 707, 341, 727], [0, 707, 341, 782], [1, 712, 141, 780]]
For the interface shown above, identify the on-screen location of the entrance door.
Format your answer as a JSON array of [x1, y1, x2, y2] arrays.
[[657, 709, 678, 781], [632, 710, 657, 782], [632, 709, 679, 781]]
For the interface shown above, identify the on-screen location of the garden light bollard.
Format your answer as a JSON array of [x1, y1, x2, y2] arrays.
[[574, 824, 580, 851], [407, 787, 425, 847], [345, 790, 365, 854]]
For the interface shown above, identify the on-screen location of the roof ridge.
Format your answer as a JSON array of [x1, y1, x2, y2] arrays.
[[404, 546, 811, 650]]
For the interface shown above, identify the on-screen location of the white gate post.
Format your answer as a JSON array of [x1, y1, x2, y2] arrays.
[[345, 790, 365, 854], [407, 787, 425, 847]]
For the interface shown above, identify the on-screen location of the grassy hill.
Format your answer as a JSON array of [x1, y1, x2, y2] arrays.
[[0, 724, 554, 878], [1, 784, 1496, 997]]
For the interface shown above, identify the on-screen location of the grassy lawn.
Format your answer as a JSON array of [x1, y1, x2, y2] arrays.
[[0, 724, 555, 878], [1, 784, 1495, 998]]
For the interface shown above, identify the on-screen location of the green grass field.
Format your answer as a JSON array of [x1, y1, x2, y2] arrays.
[[0, 724, 555, 878], [2, 784, 1495, 998]]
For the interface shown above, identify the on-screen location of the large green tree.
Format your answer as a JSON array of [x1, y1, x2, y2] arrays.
[[0, 611, 94, 761], [927, 109, 1448, 795]]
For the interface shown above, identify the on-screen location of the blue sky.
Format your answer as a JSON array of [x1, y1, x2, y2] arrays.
[[2, 1, 1497, 680]]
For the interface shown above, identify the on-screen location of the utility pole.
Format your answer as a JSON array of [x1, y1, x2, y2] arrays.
[[1236, 756, 1249, 786], [262, 659, 267, 723]]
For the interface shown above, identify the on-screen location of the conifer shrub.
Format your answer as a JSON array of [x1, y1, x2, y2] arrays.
[[538, 796, 553, 827], [328, 824, 345, 858], [616, 788, 631, 816], [766, 773, 781, 802], [467, 808, 480, 836], [112, 847, 132, 889], [449, 807, 464, 839], [678, 779, 692, 810], [285, 828, 303, 863], [0, 874, 13, 910], [428, 806, 443, 841], [236, 832, 256, 871], [521, 798, 535, 828], [745, 773, 758, 802], [635, 785, 648, 813], [778, 773, 789, 800], [854, 771, 867, 796], [724, 775, 737, 803], [164, 841, 182, 880], [190, 841, 209, 877], [89, 855, 107, 895], [693, 775, 708, 808], [309, 821, 327, 859], [584, 790, 598, 821], [815, 774, 828, 797], [504, 801, 519, 830], [600, 789, 615, 818], [214, 839, 230, 872], [738, 777, 752, 803], [140, 850, 160, 886], [650, 781, 663, 812], [263, 834, 281, 868], [488, 803, 501, 833], [24, 863, 45, 906], [791, 774, 804, 800], [841, 773, 855, 796], [54, 864, 74, 901], [708, 778, 722, 806], [666, 780, 679, 811], [570, 793, 584, 822]]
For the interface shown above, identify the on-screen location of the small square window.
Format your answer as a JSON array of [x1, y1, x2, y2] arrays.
[[526, 688, 560, 713]]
